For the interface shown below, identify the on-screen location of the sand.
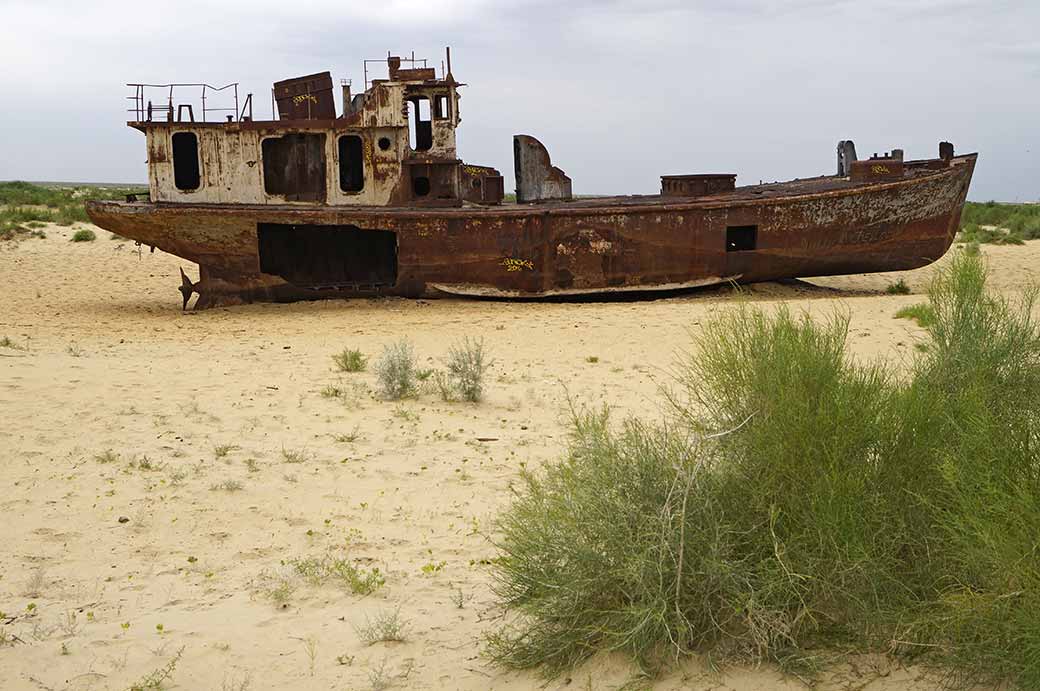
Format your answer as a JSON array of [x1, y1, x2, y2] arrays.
[[1, 224, 1036, 691]]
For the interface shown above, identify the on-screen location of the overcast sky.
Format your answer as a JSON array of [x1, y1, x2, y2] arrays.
[[1, 0, 1036, 201]]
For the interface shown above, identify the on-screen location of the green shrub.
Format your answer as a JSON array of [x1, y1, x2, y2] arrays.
[[489, 253, 1040, 687], [894, 302, 936, 328], [1021, 216, 1040, 240], [71, 229, 96, 242], [333, 348, 367, 372], [885, 278, 911, 295], [375, 339, 417, 400], [290, 555, 384, 595]]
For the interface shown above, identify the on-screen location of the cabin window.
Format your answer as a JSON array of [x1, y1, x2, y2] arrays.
[[262, 133, 327, 202], [433, 94, 450, 119], [413, 176, 431, 197], [338, 135, 364, 193], [171, 132, 200, 191], [377, 136, 392, 151], [726, 225, 757, 252], [257, 223, 397, 288], [407, 97, 432, 151]]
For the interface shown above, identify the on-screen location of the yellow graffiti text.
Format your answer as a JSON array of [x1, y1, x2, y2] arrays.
[[502, 258, 534, 272]]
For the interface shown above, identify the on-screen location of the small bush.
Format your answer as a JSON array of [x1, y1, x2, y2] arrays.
[[354, 606, 408, 645], [94, 450, 118, 464], [438, 337, 493, 402], [375, 340, 417, 400], [884, 278, 911, 295], [320, 384, 345, 398], [290, 555, 384, 595], [333, 348, 367, 372], [0, 336, 26, 350], [71, 229, 96, 242], [281, 447, 311, 464], [894, 302, 936, 328], [1022, 217, 1040, 240]]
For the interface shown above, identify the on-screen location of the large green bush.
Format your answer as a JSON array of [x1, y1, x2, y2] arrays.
[[489, 252, 1040, 687]]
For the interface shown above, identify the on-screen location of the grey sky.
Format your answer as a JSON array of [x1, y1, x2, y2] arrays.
[[1, 0, 1036, 201]]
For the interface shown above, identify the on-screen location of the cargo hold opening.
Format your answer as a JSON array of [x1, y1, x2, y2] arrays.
[[726, 225, 758, 252], [257, 223, 397, 289]]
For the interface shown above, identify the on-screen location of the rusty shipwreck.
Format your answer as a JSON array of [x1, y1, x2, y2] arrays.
[[86, 50, 977, 309]]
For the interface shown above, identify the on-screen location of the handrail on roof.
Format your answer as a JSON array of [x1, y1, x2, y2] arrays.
[[127, 82, 252, 124], [362, 51, 434, 90]]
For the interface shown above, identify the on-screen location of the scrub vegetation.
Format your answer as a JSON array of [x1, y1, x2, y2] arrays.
[[0, 181, 144, 241], [437, 337, 493, 402], [375, 340, 418, 400], [333, 348, 368, 373], [959, 200, 1040, 244], [489, 251, 1040, 688]]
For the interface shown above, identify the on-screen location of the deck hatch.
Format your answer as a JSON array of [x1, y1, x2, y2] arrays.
[[726, 225, 757, 252], [257, 223, 397, 289]]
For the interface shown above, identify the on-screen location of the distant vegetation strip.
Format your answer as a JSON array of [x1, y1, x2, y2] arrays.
[[959, 200, 1040, 245], [0, 180, 144, 240]]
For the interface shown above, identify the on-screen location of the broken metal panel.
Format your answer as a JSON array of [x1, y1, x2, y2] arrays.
[[513, 135, 572, 203], [273, 72, 336, 120], [837, 140, 858, 176]]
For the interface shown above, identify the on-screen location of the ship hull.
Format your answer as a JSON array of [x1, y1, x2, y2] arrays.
[[86, 154, 976, 308]]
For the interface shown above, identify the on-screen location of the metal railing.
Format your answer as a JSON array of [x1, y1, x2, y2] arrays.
[[127, 82, 252, 123], [363, 52, 430, 90]]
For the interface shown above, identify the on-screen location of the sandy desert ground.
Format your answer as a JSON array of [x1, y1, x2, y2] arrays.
[[1, 224, 1036, 691]]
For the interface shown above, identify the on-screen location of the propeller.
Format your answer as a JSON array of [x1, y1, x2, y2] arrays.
[[178, 267, 198, 310]]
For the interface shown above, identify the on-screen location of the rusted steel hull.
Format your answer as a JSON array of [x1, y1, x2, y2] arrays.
[[86, 154, 975, 308]]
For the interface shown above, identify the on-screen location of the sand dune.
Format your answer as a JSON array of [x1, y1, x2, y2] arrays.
[[1, 224, 1034, 690]]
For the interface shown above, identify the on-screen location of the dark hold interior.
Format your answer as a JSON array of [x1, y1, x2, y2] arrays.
[[726, 225, 758, 252], [257, 223, 398, 289]]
